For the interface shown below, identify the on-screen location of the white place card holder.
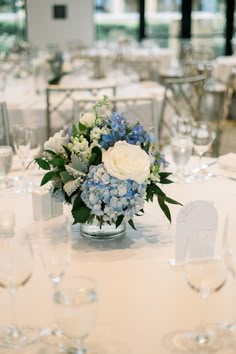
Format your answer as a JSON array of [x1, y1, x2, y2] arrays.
[[169, 200, 218, 267], [32, 187, 63, 221]]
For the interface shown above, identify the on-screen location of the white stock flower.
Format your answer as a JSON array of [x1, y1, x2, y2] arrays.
[[44, 130, 68, 155], [102, 141, 150, 184], [80, 112, 96, 128]]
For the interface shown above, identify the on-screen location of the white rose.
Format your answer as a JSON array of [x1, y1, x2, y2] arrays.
[[80, 112, 96, 128], [44, 130, 68, 155], [102, 141, 150, 184]]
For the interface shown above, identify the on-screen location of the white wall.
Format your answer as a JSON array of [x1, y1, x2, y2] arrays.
[[26, 0, 94, 48]]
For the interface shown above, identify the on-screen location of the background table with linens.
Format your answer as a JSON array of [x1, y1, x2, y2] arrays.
[[0, 157, 235, 354]]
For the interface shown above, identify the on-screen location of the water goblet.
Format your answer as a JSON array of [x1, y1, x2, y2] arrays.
[[54, 276, 97, 354], [170, 228, 228, 353], [38, 215, 71, 344], [171, 136, 192, 183], [0, 146, 13, 189], [0, 226, 37, 348], [191, 121, 214, 182]]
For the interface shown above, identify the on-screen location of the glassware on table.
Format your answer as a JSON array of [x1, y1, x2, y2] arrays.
[[191, 121, 214, 182], [0, 146, 13, 189], [222, 210, 236, 334], [38, 215, 71, 344], [171, 136, 192, 183], [12, 127, 40, 193], [0, 223, 37, 348], [172, 115, 192, 138], [54, 276, 97, 354], [171, 228, 228, 353]]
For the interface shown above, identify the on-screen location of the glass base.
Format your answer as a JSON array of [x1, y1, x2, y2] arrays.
[[40, 327, 68, 347], [0, 326, 39, 348], [80, 221, 126, 241], [162, 328, 225, 353]]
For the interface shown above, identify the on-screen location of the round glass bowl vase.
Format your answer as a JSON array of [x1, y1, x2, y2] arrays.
[[80, 221, 126, 241]]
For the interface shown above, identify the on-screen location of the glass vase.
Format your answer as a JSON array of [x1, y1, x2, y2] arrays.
[[80, 221, 126, 241]]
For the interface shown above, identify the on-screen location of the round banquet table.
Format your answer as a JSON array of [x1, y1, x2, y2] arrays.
[[0, 156, 235, 353]]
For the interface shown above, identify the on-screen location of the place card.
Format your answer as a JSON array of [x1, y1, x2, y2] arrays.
[[32, 188, 63, 221], [169, 200, 218, 266]]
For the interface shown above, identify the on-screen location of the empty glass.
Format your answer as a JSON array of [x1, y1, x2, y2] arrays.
[[54, 276, 97, 354], [38, 215, 71, 344], [0, 227, 37, 348], [171, 136, 192, 183], [191, 121, 214, 182], [0, 146, 13, 189], [171, 227, 228, 352], [12, 127, 40, 193]]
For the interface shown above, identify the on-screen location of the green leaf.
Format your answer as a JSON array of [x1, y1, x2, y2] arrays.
[[72, 197, 91, 224], [149, 183, 165, 197], [160, 178, 173, 185], [159, 172, 173, 179], [44, 149, 57, 156], [50, 157, 66, 167], [60, 171, 74, 184], [62, 145, 71, 158], [35, 158, 51, 170], [79, 122, 87, 132], [158, 197, 171, 223], [89, 146, 102, 166], [72, 124, 78, 137], [128, 219, 136, 230], [165, 197, 182, 206], [116, 215, 124, 228], [40, 171, 56, 186]]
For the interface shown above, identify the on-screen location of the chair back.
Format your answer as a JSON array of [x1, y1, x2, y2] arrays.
[[158, 74, 206, 148], [73, 96, 159, 150], [46, 84, 116, 138], [0, 102, 11, 146]]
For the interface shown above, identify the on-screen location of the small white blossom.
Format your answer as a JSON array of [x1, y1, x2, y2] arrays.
[[80, 112, 96, 128]]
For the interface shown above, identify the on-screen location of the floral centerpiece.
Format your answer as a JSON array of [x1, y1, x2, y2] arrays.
[[35, 96, 180, 239]]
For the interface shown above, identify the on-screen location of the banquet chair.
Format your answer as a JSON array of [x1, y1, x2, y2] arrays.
[[46, 84, 116, 138], [73, 96, 159, 149], [202, 68, 236, 156], [158, 74, 206, 149], [0, 102, 11, 145]]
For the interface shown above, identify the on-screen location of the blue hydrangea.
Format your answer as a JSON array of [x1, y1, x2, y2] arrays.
[[127, 123, 153, 145], [155, 153, 169, 169], [81, 164, 146, 222], [100, 112, 128, 148]]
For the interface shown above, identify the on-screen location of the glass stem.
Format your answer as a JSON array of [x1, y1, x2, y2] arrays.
[[196, 296, 209, 344], [9, 288, 21, 337], [21, 158, 28, 191], [71, 337, 86, 354]]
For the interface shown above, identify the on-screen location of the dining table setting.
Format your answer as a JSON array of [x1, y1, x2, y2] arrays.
[[1, 92, 236, 354]]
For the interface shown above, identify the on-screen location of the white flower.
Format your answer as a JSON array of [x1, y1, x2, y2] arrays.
[[102, 141, 151, 184], [80, 112, 96, 128], [44, 130, 68, 155]]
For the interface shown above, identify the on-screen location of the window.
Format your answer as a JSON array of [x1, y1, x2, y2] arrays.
[[94, 0, 139, 42]]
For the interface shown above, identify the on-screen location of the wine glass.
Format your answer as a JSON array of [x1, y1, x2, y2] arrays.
[[222, 209, 236, 334], [171, 227, 228, 352], [13, 127, 41, 193], [54, 276, 97, 354], [12, 126, 32, 193], [38, 214, 71, 344], [191, 121, 214, 182], [0, 146, 13, 189], [0, 224, 37, 348], [171, 136, 192, 183]]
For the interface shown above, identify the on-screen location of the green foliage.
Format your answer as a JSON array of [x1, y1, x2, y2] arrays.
[[72, 196, 91, 224]]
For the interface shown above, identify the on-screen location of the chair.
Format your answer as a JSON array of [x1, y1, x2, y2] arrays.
[[0, 102, 11, 146], [158, 74, 206, 149], [46, 84, 116, 138], [203, 68, 236, 156], [73, 96, 159, 150]]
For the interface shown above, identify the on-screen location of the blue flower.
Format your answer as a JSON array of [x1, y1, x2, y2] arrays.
[[81, 164, 146, 222]]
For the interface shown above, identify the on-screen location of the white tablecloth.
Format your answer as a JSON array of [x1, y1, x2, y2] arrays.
[[0, 157, 235, 353]]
